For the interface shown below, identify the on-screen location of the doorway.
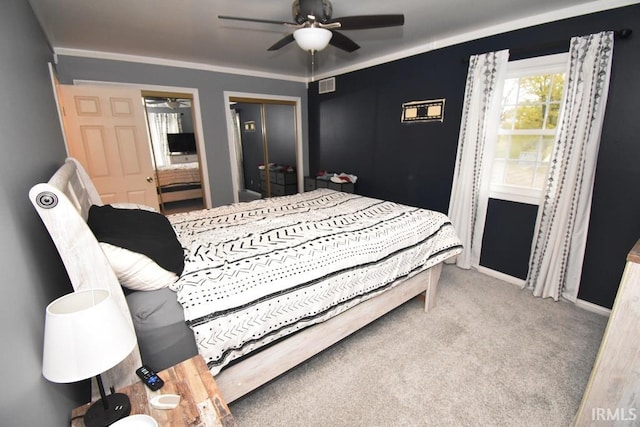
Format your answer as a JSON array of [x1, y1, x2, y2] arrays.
[[52, 77, 211, 213], [224, 92, 304, 203], [142, 91, 205, 214]]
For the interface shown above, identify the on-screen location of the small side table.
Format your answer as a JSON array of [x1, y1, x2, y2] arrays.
[[305, 176, 355, 193], [71, 355, 236, 427]]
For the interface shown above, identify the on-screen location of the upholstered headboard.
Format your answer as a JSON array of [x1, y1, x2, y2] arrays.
[[29, 157, 141, 390]]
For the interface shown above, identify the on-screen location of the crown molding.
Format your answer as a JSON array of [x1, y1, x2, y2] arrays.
[[313, 0, 639, 81], [53, 47, 309, 83]]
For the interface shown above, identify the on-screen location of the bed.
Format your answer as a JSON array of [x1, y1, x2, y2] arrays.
[[30, 157, 463, 403], [156, 162, 203, 205]]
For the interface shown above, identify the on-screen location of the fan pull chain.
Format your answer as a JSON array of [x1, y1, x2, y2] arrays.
[[310, 50, 316, 82]]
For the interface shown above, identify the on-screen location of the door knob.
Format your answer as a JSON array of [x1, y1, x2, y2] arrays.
[[146, 176, 153, 183]]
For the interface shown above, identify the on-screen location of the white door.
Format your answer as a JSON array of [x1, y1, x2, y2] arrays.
[[59, 84, 159, 210]]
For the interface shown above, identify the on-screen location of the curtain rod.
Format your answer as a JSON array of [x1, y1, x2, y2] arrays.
[[463, 28, 633, 63]]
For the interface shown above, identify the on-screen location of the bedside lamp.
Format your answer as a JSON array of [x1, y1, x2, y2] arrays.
[[43, 289, 136, 427]]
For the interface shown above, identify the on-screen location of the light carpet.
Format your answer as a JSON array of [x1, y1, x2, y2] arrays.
[[228, 265, 608, 426]]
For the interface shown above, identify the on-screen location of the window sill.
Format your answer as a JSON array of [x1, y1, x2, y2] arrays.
[[489, 189, 542, 206]]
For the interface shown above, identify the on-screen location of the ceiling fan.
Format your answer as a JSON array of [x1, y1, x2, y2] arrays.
[[144, 97, 191, 110], [218, 0, 404, 53]]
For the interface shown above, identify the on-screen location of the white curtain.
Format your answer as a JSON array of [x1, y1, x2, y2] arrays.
[[526, 32, 614, 301], [147, 112, 182, 167], [230, 109, 245, 190], [448, 50, 509, 269]]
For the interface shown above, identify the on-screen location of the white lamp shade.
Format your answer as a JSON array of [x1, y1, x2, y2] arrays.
[[293, 27, 333, 52], [42, 289, 136, 383]]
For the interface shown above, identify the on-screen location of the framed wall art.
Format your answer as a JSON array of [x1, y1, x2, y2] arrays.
[[401, 98, 445, 123]]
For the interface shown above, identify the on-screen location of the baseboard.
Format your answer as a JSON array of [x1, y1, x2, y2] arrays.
[[475, 266, 612, 317], [575, 299, 611, 317], [475, 265, 526, 287]]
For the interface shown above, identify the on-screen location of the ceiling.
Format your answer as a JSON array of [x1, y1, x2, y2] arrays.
[[29, 0, 635, 82]]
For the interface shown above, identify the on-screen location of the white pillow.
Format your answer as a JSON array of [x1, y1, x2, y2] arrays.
[[100, 242, 178, 291], [110, 203, 159, 212]]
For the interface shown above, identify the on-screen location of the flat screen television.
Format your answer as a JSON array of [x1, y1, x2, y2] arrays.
[[167, 132, 196, 154]]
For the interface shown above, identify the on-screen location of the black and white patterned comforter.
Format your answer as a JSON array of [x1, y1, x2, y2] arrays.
[[168, 189, 462, 374]]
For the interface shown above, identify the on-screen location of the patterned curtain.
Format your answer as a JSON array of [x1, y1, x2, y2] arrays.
[[526, 32, 614, 301], [148, 112, 182, 168], [448, 50, 509, 268], [230, 109, 245, 190]]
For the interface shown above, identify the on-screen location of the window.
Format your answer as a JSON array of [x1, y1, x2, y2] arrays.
[[489, 53, 568, 205], [147, 112, 182, 167]]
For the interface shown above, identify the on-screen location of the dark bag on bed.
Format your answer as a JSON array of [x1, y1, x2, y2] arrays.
[[88, 204, 184, 276]]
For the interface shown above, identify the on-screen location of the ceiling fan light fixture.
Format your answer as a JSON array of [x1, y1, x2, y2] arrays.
[[293, 27, 332, 52]]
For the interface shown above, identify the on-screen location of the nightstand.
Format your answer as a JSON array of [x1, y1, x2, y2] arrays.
[[71, 355, 236, 427], [306, 176, 355, 193]]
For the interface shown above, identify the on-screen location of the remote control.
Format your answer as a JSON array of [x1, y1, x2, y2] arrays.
[[135, 365, 164, 391]]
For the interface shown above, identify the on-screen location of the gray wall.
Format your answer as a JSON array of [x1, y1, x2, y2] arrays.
[[55, 57, 309, 207], [0, 3, 307, 425], [0, 1, 88, 425]]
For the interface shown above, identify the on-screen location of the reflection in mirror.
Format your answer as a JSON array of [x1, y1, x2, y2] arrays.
[[143, 96, 204, 214]]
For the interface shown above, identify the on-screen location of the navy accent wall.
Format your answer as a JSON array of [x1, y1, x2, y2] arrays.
[[308, 4, 640, 308], [480, 199, 538, 279], [309, 48, 465, 214]]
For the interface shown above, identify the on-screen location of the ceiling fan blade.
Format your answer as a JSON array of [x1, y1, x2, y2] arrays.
[[329, 30, 360, 53], [268, 34, 296, 51], [329, 14, 404, 30], [318, 22, 341, 30], [218, 15, 297, 26]]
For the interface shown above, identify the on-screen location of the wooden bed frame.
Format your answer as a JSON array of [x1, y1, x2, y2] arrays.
[[30, 157, 449, 403], [156, 165, 203, 204], [158, 184, 203, 204]]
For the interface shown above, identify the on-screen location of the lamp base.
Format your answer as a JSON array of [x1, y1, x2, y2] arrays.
[[83, 393, 131, 427]]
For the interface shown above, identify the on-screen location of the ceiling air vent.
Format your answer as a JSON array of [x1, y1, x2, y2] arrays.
[[318, 77, 336, 94]]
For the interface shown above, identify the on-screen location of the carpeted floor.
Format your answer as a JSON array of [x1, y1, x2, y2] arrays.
[[228, 265, 608, 426]]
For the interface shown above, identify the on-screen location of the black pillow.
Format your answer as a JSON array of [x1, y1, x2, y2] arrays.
[[88, 205, 184, 276]]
